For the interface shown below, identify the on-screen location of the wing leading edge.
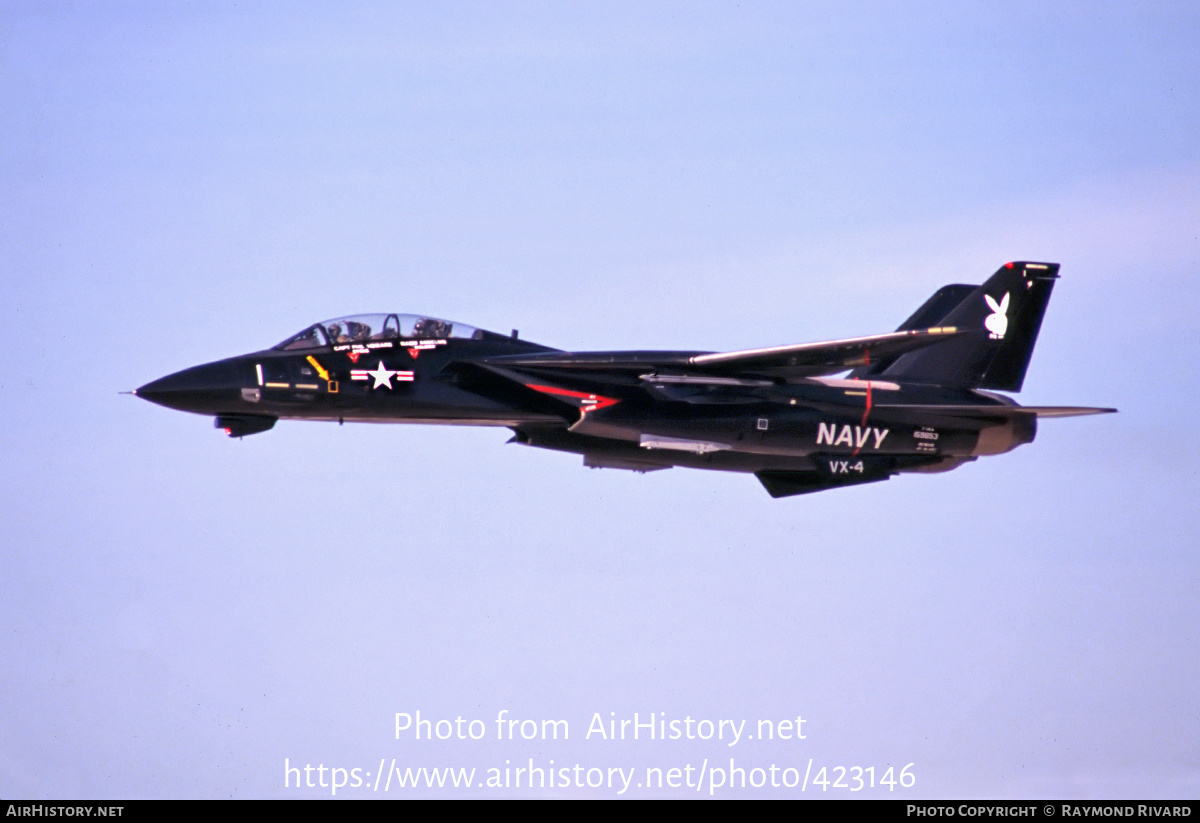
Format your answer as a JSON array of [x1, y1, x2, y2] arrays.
[[480, 326, 965, 380]]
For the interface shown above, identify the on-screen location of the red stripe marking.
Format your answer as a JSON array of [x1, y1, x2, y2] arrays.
[[853, 380, 873, 457], [526, 383, 620, 411]]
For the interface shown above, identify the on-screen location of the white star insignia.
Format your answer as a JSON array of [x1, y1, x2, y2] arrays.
[[367, 361, 396, 389]]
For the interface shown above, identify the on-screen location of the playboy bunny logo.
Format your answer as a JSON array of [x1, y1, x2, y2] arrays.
[[984, 292, 1010, 339]]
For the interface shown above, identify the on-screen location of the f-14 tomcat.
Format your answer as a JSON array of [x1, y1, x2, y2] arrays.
[[136, 261, 1114, 497]]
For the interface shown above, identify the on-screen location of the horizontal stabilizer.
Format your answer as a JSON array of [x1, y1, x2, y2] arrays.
[[874, 404, 1117, 419]]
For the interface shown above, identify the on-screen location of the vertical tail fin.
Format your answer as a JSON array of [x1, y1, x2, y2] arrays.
[[860, 262, 1059, 392]]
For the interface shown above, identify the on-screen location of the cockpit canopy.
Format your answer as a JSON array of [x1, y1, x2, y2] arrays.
[[274, 313, 488, 351]]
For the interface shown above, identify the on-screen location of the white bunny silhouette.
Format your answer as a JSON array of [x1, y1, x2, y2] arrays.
[[984, 292, 1010, 339]]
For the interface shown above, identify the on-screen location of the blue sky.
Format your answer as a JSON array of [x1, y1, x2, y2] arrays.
[[2, 1, 1198, 798]]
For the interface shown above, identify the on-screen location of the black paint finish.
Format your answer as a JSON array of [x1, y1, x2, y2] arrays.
[[137, 263, 1114, 497]]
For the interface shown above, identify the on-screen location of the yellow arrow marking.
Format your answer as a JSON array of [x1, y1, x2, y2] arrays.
[[306, 356, 331, 381]]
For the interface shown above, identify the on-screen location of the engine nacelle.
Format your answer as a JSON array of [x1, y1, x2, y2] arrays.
[[972, 414, 1037, 456]]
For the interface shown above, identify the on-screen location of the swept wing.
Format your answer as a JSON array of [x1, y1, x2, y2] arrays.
[[481, 326, 965, 380]]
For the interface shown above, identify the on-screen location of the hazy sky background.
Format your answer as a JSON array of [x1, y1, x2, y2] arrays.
[[2, 1, 1198, 798]]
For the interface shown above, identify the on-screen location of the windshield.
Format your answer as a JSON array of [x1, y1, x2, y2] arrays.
[[274, 313, 486, 350]]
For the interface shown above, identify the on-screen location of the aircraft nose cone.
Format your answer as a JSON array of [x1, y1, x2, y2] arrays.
[[137, 360, 247, 413]]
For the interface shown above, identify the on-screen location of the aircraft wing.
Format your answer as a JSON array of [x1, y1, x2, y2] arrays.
[[686, 327, 964, 377], [480, 327, 966, 380]]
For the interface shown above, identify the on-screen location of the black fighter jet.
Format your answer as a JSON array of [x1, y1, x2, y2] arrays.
[[136, 261, 1114, 497]]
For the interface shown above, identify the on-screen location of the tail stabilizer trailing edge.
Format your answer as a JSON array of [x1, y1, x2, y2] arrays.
[[856, 262, 1059, 392]]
